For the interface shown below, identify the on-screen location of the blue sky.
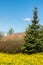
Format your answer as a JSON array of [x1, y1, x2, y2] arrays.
[[0, 0, 43, 34]]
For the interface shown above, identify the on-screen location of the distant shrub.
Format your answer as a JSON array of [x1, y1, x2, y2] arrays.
[[0, 32, 4, 41]]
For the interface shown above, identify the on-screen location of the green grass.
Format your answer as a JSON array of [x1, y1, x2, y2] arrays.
[[0, 52, 43, 65]]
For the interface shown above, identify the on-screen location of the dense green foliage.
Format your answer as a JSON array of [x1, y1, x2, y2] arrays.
[[22, 7, 43, 54]]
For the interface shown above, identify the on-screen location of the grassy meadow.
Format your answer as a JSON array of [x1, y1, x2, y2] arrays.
[[0, 52, 43, 65]]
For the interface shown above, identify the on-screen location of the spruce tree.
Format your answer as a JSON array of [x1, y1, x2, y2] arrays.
[[22, 7, 43, 54]]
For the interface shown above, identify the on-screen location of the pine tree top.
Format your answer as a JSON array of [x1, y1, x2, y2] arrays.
[[32, 7, 39, 24]]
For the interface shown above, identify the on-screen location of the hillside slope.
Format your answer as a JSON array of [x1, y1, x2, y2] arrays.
[[2, 32, 25, 41]]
